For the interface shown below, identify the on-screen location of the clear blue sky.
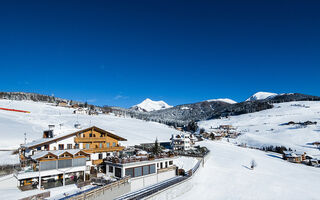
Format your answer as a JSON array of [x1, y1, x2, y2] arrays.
[[0, 0, 319, 107]]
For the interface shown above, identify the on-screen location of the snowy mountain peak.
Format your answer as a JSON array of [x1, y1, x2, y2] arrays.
[[206, 98, 237, 104], [246, 92, 278, 101], [131, 98, 173, 112]]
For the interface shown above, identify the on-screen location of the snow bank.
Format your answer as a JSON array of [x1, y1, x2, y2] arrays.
[[174, 157, 198, 171]]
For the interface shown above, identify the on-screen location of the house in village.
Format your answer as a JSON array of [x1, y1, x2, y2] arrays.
[[73, 108, 88, 115], [57, 101, 69, 107], [170, 133, 194, 151], [203, 125, 238, 140], [283, 151, 307, 163]]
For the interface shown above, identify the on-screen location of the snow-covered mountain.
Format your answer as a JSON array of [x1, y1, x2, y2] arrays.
[[206, 98, 237, 104], [130, 98, 172, 112], [246, 92, 278, 101]]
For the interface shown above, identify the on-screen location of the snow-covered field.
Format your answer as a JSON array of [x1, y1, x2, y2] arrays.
[[0, 99, 181, 149], [200, 101, 320, 158], [171, 141, 320, 200], [1, 99, 320, 200]]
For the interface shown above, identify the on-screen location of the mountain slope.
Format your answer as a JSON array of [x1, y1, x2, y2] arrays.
[[206, 98, 237, 104], [246, 92, 277, 101], [130, 98, 172, 112], [200, 100, 320, 158]]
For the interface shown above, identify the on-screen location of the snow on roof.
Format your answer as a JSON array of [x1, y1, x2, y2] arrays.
[[22, 129, 76, 148], [22, 126, 127, 149], [137, 150, 148, 155], [31, 149, 85, 160]]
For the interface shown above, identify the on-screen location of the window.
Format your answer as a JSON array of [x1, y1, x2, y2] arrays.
[[75, 144, 79, 149], [73, 158, 86, 167], [107, 143, 110, 148], [58, 144, 64, 150], [169, 161, 173, 165], [44, 144, 50, 150], [85, 144, 90, 149], [40, 160, 56, 171], [143, 166, 149, 175], [134, 167, 142, 177], [67, 144, 72, 149], [109, 166, 114, 173], [125, 168, 134, 177], [98, 153, 103, 159], [58, 159, 72, 169], [112, 142, 116, 147], [99, 143, 103, 148], [150, 164, 156, 174], [89, 133, 93, 137], [165, 162, 168, 168], [160, 162, 163, 169], [115, 167, 122, 178]]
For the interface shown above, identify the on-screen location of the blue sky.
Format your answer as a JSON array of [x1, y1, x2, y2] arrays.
[[0, 0, 320, 107]]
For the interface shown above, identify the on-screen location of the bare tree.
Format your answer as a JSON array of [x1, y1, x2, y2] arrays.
[[251, 159, 257, 170]]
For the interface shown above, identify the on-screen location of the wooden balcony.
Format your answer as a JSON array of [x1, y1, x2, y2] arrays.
[[83, 146, 125, 153], [74, 137, 107, 143], [92, 159, 103, 165]]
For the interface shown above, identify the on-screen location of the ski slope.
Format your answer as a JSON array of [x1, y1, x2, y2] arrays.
[[200, 101, 320, 158]]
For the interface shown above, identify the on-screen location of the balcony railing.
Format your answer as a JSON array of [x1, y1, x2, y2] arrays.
[[83, 146, 125, 153], [105, 153, 175, 164], [74, 137, 108, 143]]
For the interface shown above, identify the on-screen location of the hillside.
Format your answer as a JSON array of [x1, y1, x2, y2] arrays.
[[2, 92, 320, 127], [200, 101, 320, 158], [168, 141, 320, 200], [0, 99, 181, 149]]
